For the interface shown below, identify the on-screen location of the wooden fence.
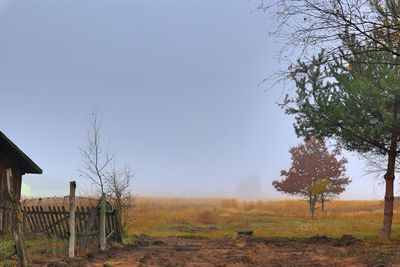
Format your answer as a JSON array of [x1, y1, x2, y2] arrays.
[[21, 205, 121, 243]]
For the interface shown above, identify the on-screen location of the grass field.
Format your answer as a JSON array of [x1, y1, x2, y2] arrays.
[[128, 197, 400, 241], [6, 196, 400, 266]]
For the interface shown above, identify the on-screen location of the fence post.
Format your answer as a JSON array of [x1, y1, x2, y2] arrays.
[[99, 193, 106, 250], [6, 168, 27, 267], [114, 209, 123, 243], [13, 210, 27, 267], [68, 181, 76, 258]]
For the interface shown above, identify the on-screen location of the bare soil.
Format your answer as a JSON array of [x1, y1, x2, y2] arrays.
[[48, 235, 400, 267]]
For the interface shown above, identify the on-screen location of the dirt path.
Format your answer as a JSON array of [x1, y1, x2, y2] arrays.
[[72, 235, 400, 267]]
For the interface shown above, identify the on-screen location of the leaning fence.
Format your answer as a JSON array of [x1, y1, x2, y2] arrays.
[[0, 182, 123, 265], [21, 205, 121, 245]]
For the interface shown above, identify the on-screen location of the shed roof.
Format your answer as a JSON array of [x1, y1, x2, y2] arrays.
[[0, 132, 42, 174]]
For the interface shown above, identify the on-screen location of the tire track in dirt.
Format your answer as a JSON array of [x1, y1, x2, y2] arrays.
[[79, 236, 400, 267]]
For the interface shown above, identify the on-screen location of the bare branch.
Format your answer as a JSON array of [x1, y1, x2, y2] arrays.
[[261, 0, 400, 81], [79, 111, 113, 195]]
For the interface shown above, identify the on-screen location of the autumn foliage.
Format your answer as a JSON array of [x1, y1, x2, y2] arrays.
[[273, 138, 350, 218]]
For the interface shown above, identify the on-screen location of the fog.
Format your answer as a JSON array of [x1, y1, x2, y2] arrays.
[[0, 0, 384, 200]]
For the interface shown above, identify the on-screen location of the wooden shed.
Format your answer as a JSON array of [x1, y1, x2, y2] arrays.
[[0, 131, 42, 232]]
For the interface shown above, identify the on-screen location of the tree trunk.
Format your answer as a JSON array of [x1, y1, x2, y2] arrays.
[[309, 196, 316, 219], [99, 193, 106, 250], [381, 135, 397, 240], [321, 197, 325, 213]]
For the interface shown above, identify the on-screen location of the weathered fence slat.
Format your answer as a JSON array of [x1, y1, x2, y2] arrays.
[[50, 207, 59, 237], [29, 206, 39, 233], [21, 204, 122, 246], [80, 201, 100, 250], [39, 206, 51, 237], [60, 206, 69, 238], [48, 206, 59, 238], [24, 207, 34, 233], [59, 206, 68, 239]]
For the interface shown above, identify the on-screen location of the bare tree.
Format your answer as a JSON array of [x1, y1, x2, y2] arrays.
[[79, 110, 135, 243], [106, 159, 135, 234], [79, 111, 113, 250], [260, 0, 400, 81], [79, 112, 113, 195]]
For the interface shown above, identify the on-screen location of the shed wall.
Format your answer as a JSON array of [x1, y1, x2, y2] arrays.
[[0, 152, 23, 233]]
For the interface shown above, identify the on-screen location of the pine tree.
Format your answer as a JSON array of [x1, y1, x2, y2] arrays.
[[286, 37, 400, 239]]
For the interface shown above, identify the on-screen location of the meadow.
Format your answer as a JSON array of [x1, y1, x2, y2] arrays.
[[4, 196, 400, 266], [128, 197, 400, 240]]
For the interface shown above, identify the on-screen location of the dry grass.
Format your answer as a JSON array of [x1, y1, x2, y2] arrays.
[[128, 197, 399, 240], [5, 196, 399, 265], [17, 196, 400, 241]]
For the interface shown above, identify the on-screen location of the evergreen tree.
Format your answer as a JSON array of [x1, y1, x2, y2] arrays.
[[286, 38, 400, 239]]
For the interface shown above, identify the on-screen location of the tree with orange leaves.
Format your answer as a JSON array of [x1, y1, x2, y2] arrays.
[[273, 138, 350, 218]]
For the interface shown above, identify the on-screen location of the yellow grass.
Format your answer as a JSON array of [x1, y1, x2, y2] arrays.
[[20, 196, 400, 241], [128, 197, 400, 240]]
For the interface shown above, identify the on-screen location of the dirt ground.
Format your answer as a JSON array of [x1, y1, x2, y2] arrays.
[[47, 235, 400, 267]]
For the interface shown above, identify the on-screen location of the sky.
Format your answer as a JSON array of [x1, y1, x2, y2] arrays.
[[0, 0, 388, 199]]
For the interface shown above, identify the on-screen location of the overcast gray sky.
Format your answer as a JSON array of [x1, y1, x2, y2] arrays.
[[0, 0, 386, 199]]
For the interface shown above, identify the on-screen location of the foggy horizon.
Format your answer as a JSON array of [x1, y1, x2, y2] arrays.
[[0, 0, 389, 200]]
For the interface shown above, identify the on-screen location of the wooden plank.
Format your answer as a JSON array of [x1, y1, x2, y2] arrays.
[[22, 209, 27, 233], [34, 206, 43, 233], [62, 206, 70, 238], [83, 206, 89, 230], [46, 208, 56, 236], [47, 206, 59, 238], [114, 209, 123, 243], [94, 208, 100, 230], [69, 181, 76, 258], [76, 206, 83, 234], [27, 207, 38, 233], [27, 206, 35, 233], [38, 206, 50, 236], [85, 206, 93, 243], [81, 206, 88, 234], [22, 207, 28, 233], [80, 202, 100, 250], [39, 206, 51, 237], [30, 206, 40, 234], [52, 206, 63, 238], [75, 206, 80, 234], [35, 206, 44, 233], [39, 206, 49, 234], [57, 206, 68, 238], [25, 207, 35, 234], [45, 206, 54, 236], [106, 229, 115, 241]]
